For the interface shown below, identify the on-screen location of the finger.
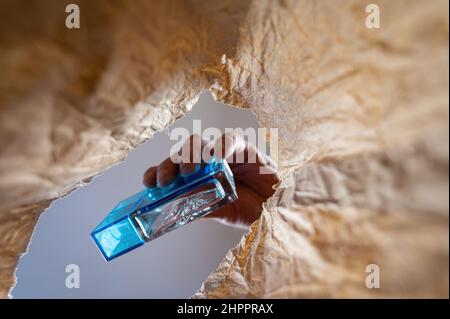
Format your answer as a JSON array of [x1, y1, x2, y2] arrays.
[[230, 164, 278, 198], [157, 157, 179, 187], [179, 162, 198, 175], [213, 133, 278, 197], [143, 166, 157, 188], [230, 147, 279, 198], [214, 133, 276, 170], [210, 133, 245, 161], [179, 134, 209, 174], [206, 184, 265, 226], [177, 134, 204, 164]]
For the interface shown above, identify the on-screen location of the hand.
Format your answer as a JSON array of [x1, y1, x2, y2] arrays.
[[143, 134, 279, 227]]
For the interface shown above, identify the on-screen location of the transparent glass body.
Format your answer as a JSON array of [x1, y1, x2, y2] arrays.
[[91, 160, 237, 261]]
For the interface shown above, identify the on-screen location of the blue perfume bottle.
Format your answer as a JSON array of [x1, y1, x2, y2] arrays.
[[91, 159, 238, 261]]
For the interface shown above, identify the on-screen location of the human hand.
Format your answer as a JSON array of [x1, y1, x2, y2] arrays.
[[143, 134, 279, 227]]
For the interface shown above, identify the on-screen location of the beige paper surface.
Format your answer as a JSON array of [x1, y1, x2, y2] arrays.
[[0, 0, 448, 298]]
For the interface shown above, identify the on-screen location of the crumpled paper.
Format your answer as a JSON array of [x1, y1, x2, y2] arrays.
[[0, 0, 448, 298]]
